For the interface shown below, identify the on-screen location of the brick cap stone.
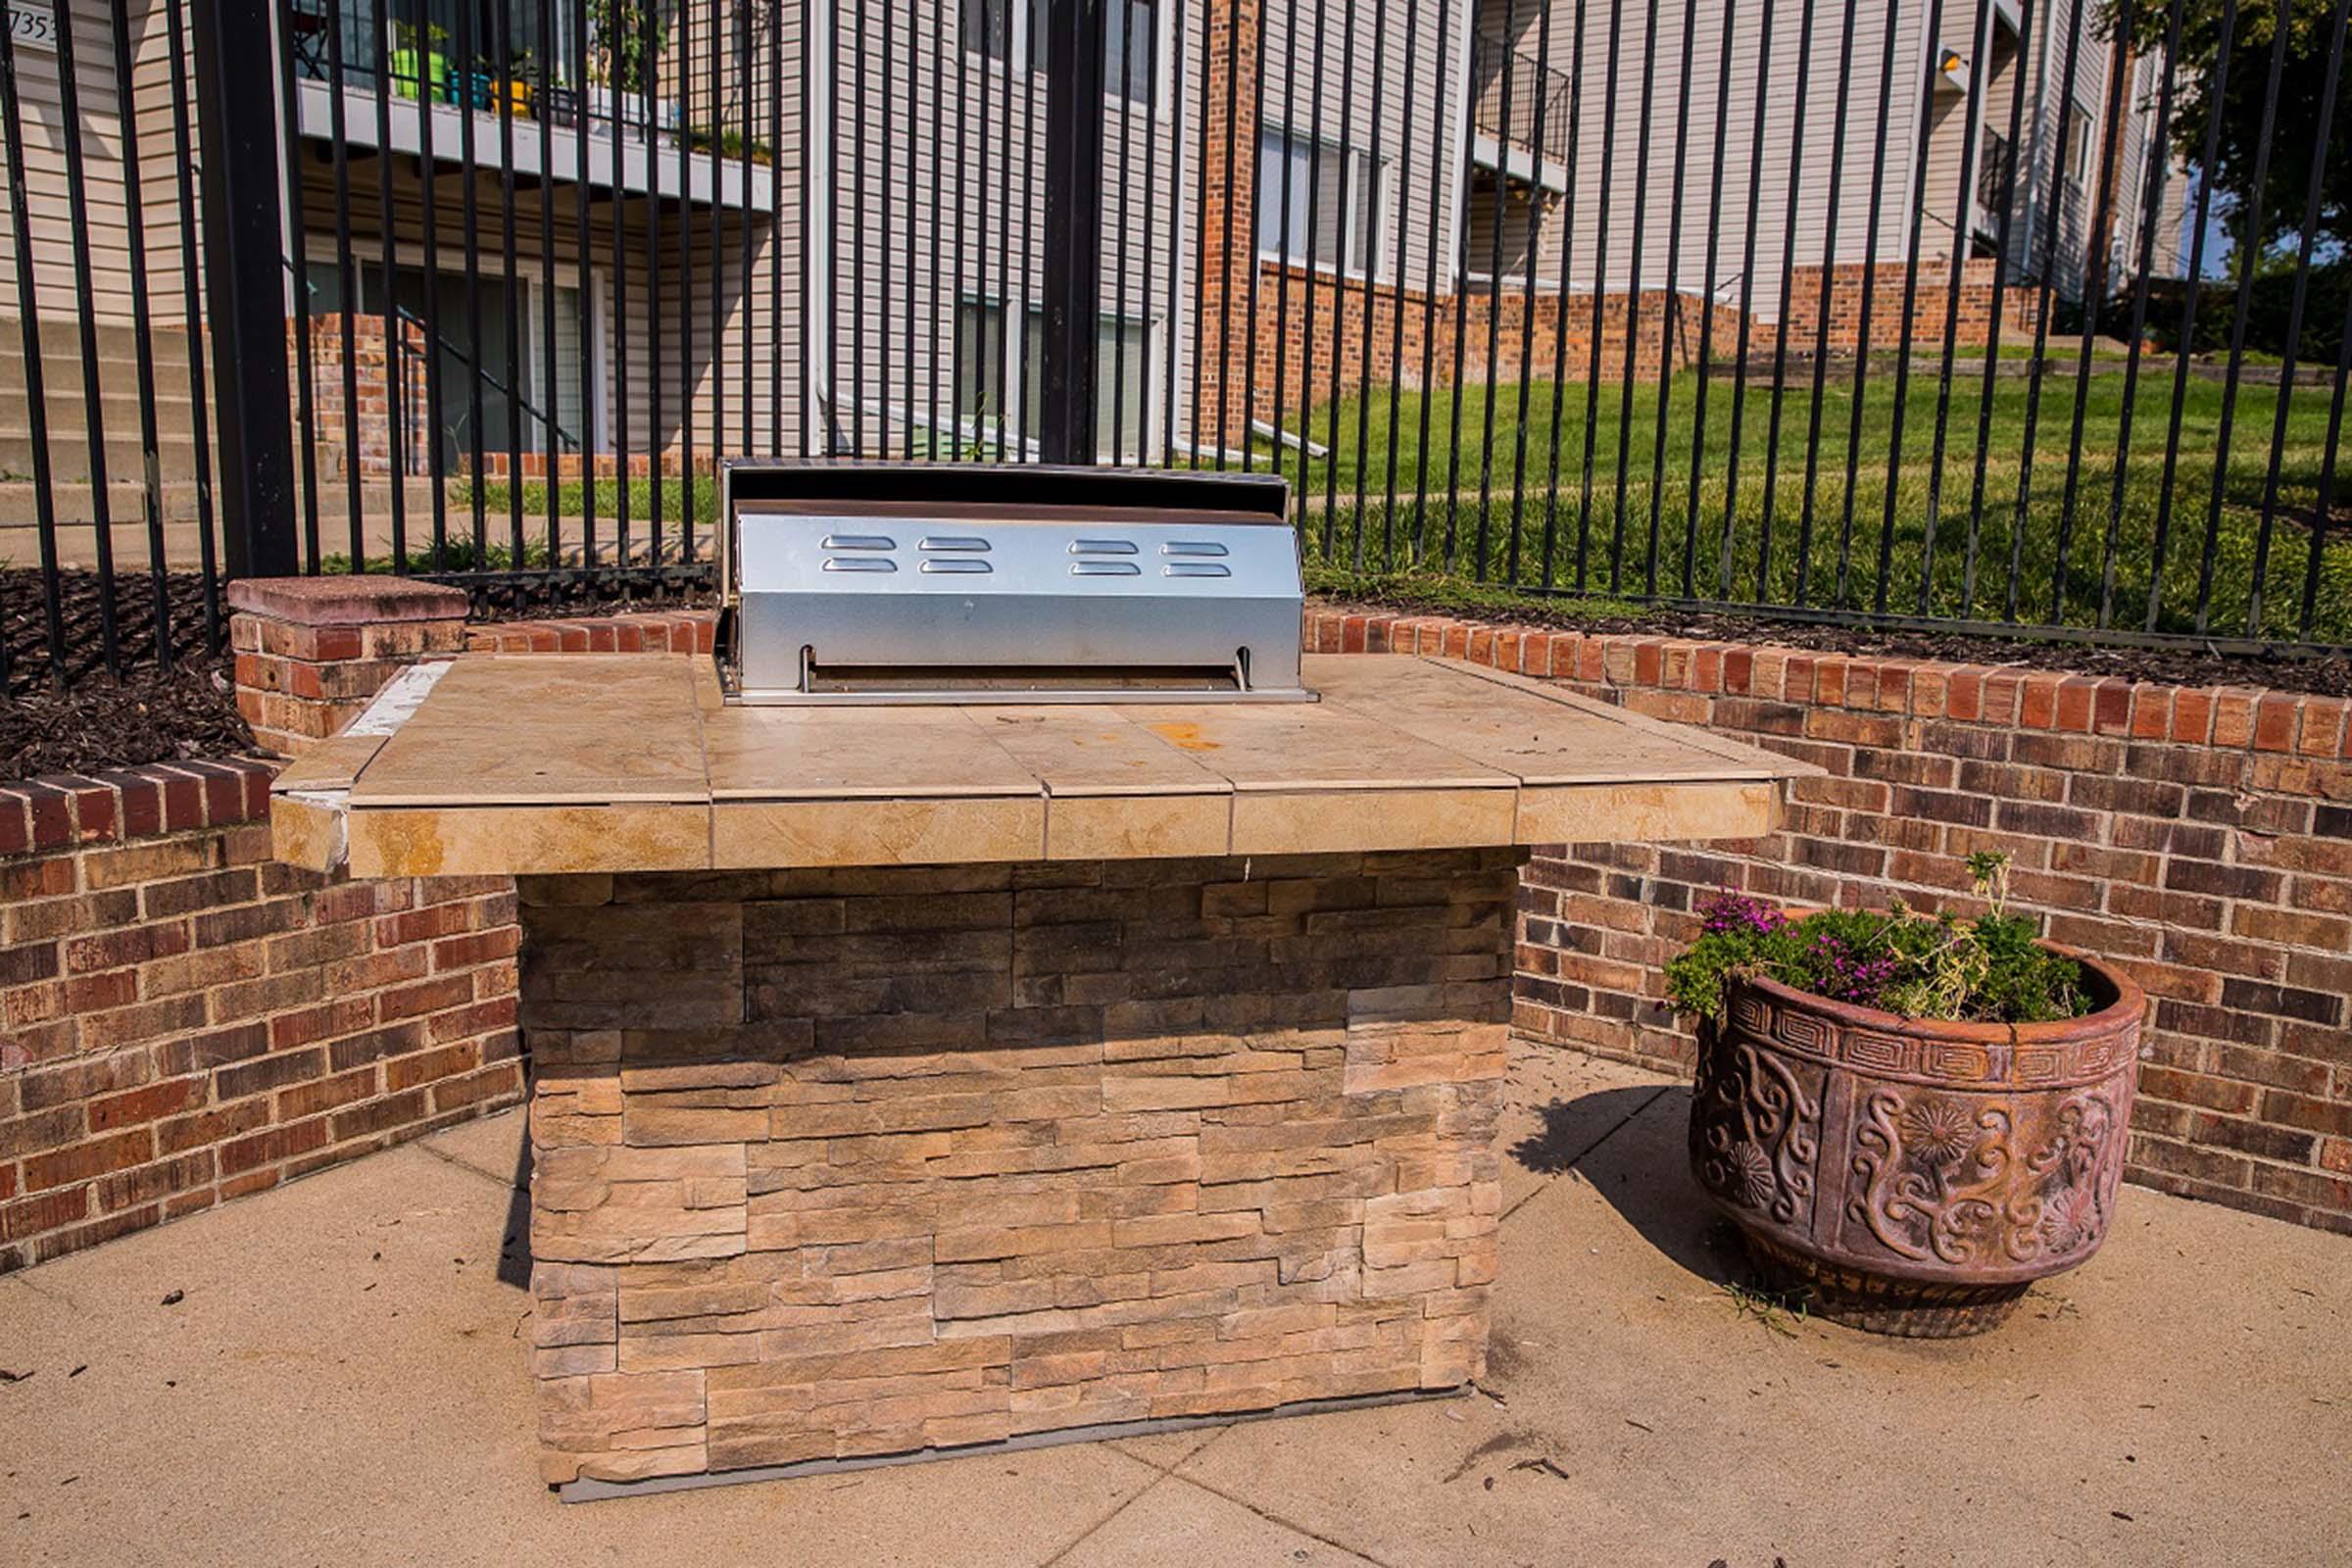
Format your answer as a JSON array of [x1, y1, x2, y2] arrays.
[[226, 575, 468, 626]]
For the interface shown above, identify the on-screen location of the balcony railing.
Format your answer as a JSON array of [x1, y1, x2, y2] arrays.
[[1976, 129, 2014, 226], [1470, 31, 1572, 169]]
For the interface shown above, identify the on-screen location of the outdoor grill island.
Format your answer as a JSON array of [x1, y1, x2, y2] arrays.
[[267, 465, 1813, 1499]]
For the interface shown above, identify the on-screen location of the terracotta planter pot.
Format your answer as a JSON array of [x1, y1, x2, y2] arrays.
[[1688, 946, 2146, 1338]]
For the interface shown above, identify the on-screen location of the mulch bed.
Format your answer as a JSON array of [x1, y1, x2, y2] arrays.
[[0, 567, 716, 780], [6, 565, 2344, 783], [1, 571, 254, 779], [1324, 592, 2352, 700]]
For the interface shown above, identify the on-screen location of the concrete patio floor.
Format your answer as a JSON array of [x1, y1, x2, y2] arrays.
[[6, 1043, 2348, 1568]]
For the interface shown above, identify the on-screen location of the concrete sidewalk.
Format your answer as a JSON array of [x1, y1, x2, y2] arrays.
[[6, 1043, 2347, 1568]]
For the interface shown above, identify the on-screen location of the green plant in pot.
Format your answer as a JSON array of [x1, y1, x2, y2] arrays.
[[1666, 853, 2146, 1338], [389, 19, 452, 104]]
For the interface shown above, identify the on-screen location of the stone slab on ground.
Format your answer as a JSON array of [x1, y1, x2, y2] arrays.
[[4, 1041, 2348, 1568]]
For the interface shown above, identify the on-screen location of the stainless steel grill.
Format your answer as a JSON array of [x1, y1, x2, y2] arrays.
[[717, 464, 1312, 705]]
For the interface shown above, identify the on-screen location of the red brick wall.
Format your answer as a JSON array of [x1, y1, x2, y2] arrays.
[[294, 313, 430, 479], [0, 763, 523, 1272], [1780, 261, 2047, 355], [1303, 607, 2352, 1237], [1220, 265, 1746, 447]]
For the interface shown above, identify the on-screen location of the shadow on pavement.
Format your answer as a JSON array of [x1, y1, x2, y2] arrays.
[[498, 1131, 532, 1289], [1507, 1082, 1750, 1289]]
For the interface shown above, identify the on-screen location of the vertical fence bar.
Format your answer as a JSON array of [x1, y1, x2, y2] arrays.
[[646, 0, 665, 564], [927, 0, 944, 455], [2101, 2, 2183, 630], [873, 0, 888, 460], [902, 0, 918, 458], [1609, 0, 1657, 591], [1271, 0, 1300, 486], [1041, 0, 1105, 464], [538, 0, 558, 567], [1917, 0, 1994, 616], [498, 0, 524, 565], [164, 0, 221, 646], [1300, 0, 1328, 524], [576, 0, 597, 558], [1505, 0, 1555, 584], [1644, 0, 1695, 597], [1873, 0, 1948, 613], [681, 0, 700, 546], [994, 0, 1016, 459], [1351, 0, 1386, 555], [1141, 4, 1162, 469], [1219, 0, 1243, 472], [1793, 0, 1859, 606], [1716, 0, 1772, 600], [855, 0, 869, 457], [612, 11, 632, 561], [377, 0, 411, 572], [1381, 0, 1419, 555], [1552, 0, 1590, 587], [52, 0, 121, 663], [458, 0, 488, 558], [1833, 0, 1900, 610], [2003, 0, 2089, 623], [1164, 0, 1184, 468], [2052, 2, 2156, 627], [420, 0, 451, 566], [748, 2, 760, 457], [1238, 0, 1267, 475], [1413, 0, 1448, 558], [1112, 0, 1136, 463], [1755, 0, 1818, 603], [772, 0, 786, 453], [1961, 0, 2039, 613], [107, 0, 170, 657], [953, 0, 968, 456], [2189, 4, 2291, 635], [271, 0, 320, 569], [2144, 0, 2237, 633], [0, 14, 68, 677], [326, 0, 365, 567], [1683, 0, 1732, 598], [1576, 0, 1622, 591], [1324, 0, 1359, 544]]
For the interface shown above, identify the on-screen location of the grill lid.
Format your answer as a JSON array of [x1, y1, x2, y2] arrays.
[[719, 463, 1311, 705]]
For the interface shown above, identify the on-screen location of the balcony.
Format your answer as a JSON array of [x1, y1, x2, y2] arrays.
[[1470, 30, 1572, 190]]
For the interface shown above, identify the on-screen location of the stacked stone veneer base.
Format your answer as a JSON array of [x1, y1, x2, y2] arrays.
[[520, 851, 1517, 1487]]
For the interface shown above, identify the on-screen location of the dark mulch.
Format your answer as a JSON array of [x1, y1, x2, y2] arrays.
[[2, 571, 253, 778], [423, 569, 719, 623], [1321, 592, 2352, 700]]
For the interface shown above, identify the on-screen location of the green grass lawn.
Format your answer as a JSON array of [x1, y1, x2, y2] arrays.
[[1262, 364, 2352, 645]]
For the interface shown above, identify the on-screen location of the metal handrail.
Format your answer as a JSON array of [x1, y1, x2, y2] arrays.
[[1470, 30, 1573, 168]]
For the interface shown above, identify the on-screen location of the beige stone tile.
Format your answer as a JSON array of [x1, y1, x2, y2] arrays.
[[353, 655, 710, 805], [1513, 779, 1782, 846], [345, 803, 713, 877], [704, 706, 1041, 800], [1118, 701, 1512, 793], [269, 734, 383, 793], [1432, 657, 1825, 776], [270, 791, 347, 873], [968, 708, 1233, 795], [710, 796, 1046, 868], [1307, 656, 1793, 785], [1230, 786, 1517, 856], [1047, 792, 1231, 859]]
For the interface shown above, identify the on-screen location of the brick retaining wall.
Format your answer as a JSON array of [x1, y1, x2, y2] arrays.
[[1301, 607, 2352, 1236], [0, 761, 521, 1270]]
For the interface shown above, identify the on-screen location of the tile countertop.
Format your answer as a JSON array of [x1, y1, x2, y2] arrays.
[[267, 654, 1822, 878]]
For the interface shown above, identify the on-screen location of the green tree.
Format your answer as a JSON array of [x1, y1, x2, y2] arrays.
[[2104, 0, 2352, 253]]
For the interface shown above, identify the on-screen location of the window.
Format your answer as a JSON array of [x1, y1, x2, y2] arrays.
[[1256, 126, 1387, 277], [962, 0, 1015, 62], [956, 300, 1154, 461], [964, 0, 1152, 96], [2067, 107, 2093, 186]]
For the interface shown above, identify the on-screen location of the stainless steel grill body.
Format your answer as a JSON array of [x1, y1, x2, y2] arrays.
[[719, 464, 1311, 705]]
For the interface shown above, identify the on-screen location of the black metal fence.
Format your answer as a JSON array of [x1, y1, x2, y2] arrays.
[[4, 0, 2351, 700]]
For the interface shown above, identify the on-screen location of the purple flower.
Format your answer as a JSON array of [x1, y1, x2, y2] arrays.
[[1698, 891, 1786, 937]]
